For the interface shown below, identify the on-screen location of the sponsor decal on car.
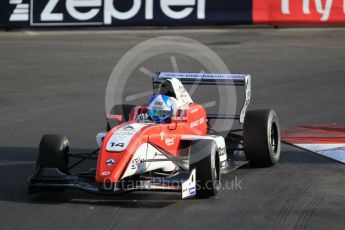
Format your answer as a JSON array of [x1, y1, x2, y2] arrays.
[[101, 171, 111, 176], [130, 157, 143, 170], [160, 131, 165, 141], [218, 147, 226, 157], [105, 158, 115, 166], [106, 123, 148, 152], [190, 107, 199, 114], [182, 169, 196, 199], [159, 72, 246, 80], [189, 187, 196, 195], [190, 117, 205, 128], [165, 137, 175, 146], [122, 125, 135, 130]]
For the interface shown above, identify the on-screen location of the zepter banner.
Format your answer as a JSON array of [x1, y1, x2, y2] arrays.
[[4, 0, 252, 27]]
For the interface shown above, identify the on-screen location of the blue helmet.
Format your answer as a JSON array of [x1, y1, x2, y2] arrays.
[[147, 94, 173, 123]]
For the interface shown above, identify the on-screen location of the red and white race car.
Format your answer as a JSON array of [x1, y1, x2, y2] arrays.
[[28, 72, 281, 199]]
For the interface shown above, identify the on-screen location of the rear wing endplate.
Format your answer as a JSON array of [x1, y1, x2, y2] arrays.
[[152, 72, 251, 124]]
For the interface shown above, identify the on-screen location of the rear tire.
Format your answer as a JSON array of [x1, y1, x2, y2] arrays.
[[243, 109, 281, 167], [36, 134, 70, 173], [189, 140, 220, 198]]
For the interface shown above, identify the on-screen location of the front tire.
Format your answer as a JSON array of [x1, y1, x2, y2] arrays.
[[36, 134, 70, 173], [243, 109, 281, 167], [189, 140, 221, 198]]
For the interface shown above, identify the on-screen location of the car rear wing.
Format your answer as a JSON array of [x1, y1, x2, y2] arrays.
[[152, 72, 251, 124]]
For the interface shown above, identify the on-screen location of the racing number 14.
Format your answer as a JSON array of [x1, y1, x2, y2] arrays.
[[111, 142, 125, 148]]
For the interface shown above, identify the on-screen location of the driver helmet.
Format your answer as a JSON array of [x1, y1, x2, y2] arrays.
[[147, 94, 173, 123]]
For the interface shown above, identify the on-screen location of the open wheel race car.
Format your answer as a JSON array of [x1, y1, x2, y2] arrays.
[[28, 72, 281, 199]]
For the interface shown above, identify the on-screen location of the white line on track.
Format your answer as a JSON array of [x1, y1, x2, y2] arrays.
[[22, 30, 39, 36], [0, 160, 35, 166]]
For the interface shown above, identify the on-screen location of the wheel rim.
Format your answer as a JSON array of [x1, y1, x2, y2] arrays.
[[214, 153, 221, 190], [270, 122, 279, 156]]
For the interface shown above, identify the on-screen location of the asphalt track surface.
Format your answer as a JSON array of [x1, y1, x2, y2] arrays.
[[0, 28, 345, 230]]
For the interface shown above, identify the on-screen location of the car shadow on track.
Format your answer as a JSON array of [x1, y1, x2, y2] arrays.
[[0, 145, 333, 209], [30, 191, 179, 208], [0, 147, 179, 209]]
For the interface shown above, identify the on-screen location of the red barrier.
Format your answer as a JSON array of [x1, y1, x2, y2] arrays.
[[254, 0, 345, 25]]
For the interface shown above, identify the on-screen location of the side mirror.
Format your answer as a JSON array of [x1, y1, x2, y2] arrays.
[[106, 114, 123, 131], [106, 114, 123, 123], [96, 132, 107, 147]]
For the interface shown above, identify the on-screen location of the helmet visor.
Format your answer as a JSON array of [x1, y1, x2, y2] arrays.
[[148, 107, 172, 122]]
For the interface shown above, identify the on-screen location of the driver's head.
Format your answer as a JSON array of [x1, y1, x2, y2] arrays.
[[147, 94, 173, 123]]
